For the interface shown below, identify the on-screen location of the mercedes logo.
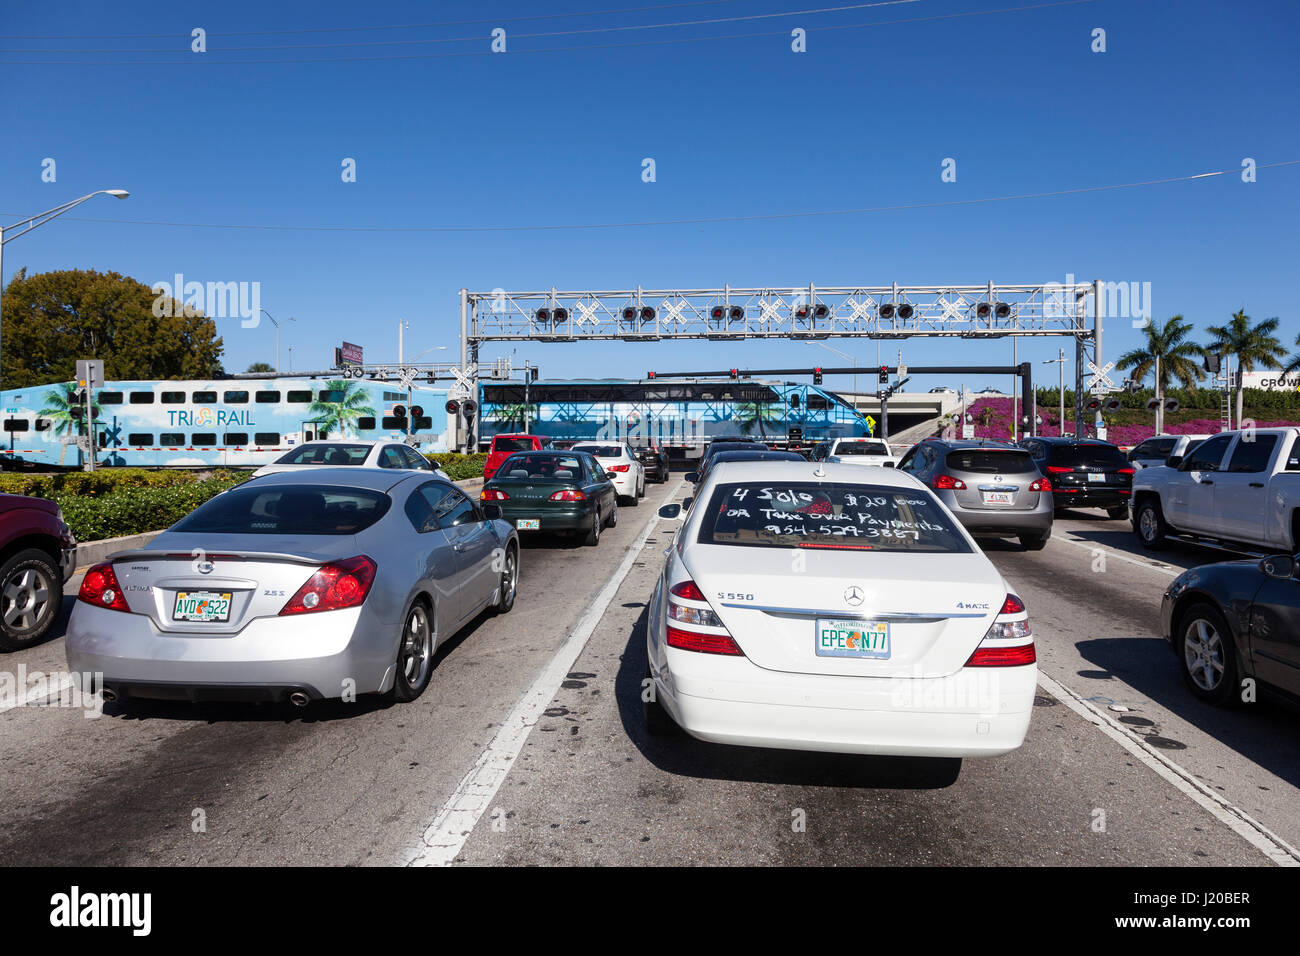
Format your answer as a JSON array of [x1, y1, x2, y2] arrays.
[[844, 586, 864, 606]]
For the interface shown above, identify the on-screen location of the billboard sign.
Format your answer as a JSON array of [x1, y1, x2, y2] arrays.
[[340, 342, 364, 366]]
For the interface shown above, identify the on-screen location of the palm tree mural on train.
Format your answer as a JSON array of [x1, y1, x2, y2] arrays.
[[307, 379, 377, 438], [38, 385, 102, 436], [734, 400, 782, 439]]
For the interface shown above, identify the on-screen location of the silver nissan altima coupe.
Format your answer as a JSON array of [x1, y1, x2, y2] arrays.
[[65, 468, 519, 706]]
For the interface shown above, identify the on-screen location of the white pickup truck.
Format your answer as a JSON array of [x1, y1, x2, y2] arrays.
[[1131, 427, 1300, 552], [818, 436, 898, 468]]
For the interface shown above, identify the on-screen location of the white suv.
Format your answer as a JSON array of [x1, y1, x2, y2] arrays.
[[572, 442, 647, 505]]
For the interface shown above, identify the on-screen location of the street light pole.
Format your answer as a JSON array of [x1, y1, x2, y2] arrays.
[[1043, 349, 1068, 437], [0, 189, 129, 394], [260, 309, 295, 373]]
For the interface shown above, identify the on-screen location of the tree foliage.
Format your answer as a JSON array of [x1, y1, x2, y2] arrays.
[[1, 268, 225, 388]]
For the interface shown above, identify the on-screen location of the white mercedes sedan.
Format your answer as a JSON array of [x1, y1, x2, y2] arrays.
[[646, 460, 1035, 777]]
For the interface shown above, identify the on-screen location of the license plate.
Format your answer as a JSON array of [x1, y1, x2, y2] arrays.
[[816, 619, 890, 659], [516, 519, 540, 530], [981, 491, 1014, 505], [1089, 473, 1106, 482], [173, 591, 232, 622]]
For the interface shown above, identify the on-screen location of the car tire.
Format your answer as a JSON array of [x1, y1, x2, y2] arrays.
[[584, 506, 602, 546], [1106, 505, 1129, 520], [0, 548, 62, 652], [637, 476, 646, 499], [1177, 602, 1241, 707], [392, 600, 436, 703], [493, 545, 518, 614], [1135, 499, 1169, 550], [627, 485, 640, 506], [607, 500, 618, 527], [643, 664, 682, 736], [1019, 531, 1049, 551]]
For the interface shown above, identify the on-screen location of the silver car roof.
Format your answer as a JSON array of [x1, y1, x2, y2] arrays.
[[239, 467, 436, 493]]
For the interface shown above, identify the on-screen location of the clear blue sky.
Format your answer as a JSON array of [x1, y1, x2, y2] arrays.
[[2, 0, 1297, 393]]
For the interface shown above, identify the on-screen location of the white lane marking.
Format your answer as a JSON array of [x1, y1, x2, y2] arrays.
[[402, 480, 682, 866], [1050, 531, 1181, 577], [1036, 670, 1300, 867], [0, 673, 75, 715]]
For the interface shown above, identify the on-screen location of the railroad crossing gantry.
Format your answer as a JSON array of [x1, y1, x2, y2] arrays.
[[459, 282, 1109, 449]]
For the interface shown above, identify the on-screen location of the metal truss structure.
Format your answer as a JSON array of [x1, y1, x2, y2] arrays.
[[458, 283, 1107, 449]]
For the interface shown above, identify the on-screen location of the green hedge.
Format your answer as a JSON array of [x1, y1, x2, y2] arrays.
[[0, 467, 248, 498], [426, 452, 488, 481], [1034, 386, 1300, 415]]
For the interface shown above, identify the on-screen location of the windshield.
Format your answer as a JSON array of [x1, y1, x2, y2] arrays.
[[946, 450, 1036, 474], [492, 437, 536, 452], [573, 445, 623, 458], [495, 454, 585, 479], [698, 482, 972, 552], [1050, 445, 1129, 468], [172, 484, 391, 535], [835, 442, 889, 456], [274, 444, 369, 466]]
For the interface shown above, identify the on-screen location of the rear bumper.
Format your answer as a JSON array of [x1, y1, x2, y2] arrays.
[[497, 502, 596, 532], [1052, 488, 1131, 509], [936, 493, 1053, 536], [65, 602, 397, 700], [655, 646, 1036, 758]]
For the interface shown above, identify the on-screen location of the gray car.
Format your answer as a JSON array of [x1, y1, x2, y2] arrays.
[[897, 439, 1053, 550], [66, 469, 519, 707]]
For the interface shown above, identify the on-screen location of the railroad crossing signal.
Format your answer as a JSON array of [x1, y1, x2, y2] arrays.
[[1086, 360, 1116, 394]]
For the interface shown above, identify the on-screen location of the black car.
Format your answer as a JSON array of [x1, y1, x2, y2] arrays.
[[634, 444, 671, 483], [1018, 437, 1134, 518], [1162, 554, 1300, 706], [691, 439, 770, 483], [479, 450, 618, 546], [688, 449, 806, 487]]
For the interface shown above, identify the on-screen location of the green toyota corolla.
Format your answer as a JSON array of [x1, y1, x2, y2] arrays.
[[479, 450, 618, 546]]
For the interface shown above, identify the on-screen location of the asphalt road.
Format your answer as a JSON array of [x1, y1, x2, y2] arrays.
[[0, 485, 1295, 867]]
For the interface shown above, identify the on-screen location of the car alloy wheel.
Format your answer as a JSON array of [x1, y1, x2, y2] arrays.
[[1183, 617, 1224, 692], [495, 547, 518, 613], [3, 566, 53, 634], [394, 603, 435, 701]]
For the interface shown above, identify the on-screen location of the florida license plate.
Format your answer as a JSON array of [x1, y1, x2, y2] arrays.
[[816, 619, 890, 659], [173, 591, 232, 622], [981, 491, 1014, 505], [1088, 473, 1106, 482], [516, 519, 540, 530]]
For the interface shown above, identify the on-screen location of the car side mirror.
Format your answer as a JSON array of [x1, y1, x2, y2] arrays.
[[1260, 554, 1296, 579], [685, 472, 698, 483], [1167, 455, 1184, 469], [657, 503, 684, 520], [481, 503, 502, 521]]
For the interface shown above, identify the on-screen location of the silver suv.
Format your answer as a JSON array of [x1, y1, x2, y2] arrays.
[[896, 439, 1054, 550]]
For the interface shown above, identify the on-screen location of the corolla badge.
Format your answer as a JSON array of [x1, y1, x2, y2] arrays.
[[844, 586, 864, 606]]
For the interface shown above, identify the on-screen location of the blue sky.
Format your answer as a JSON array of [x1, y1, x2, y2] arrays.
[[2, 0, 1297, 393]]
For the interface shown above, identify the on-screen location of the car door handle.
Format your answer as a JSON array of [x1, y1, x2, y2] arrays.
[[1201, 479, 1214, 485], [1249, 482, 1264, 488]]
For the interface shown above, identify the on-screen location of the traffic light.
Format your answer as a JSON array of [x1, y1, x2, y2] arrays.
[[897, 304, 914, 320], [729, 368, 740, 380], [445, 399, 460, 414], [1204, 352, 1221, 374], [812, 304, 829, 319], [878, 366, 889, 384], [1085, 397, 1103, 412], [462, 399, 478, 416], [410, 405, 424, 419], [552, 307, 568, 322], [879, 304, 896, 319], [812, 367, 822, 385], [529, 367, 539, 382], [646, 371, 656, 380], [535, 308, 551, 322], [392, 405, 407, 419]]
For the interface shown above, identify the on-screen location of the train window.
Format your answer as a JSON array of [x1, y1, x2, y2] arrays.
[[318, 389, 343, 403], [381, 416, 405, 429], [287, 390, 312, 403], [224, 432, 249, 445], [127, 433, 153, 445], [35, 418, 52, 431], [3, 419, 30, 432], [255, 390, 281, 403], [128, 392, 155, 404], [192, 433, 217, 445], [160, 433, 184, 445], [161, 391, 185, 404], [224, 391, 250, 404], [98, 391, 124, 404], [357, 417, 377, 430], [254, 432, 280, 445], [414, 416, 432, 430], [192, 391, 217, 403]]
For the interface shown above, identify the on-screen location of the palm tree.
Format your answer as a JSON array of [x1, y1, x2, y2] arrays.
[[491, 402, 540, 431], [1281, 332, 1300, 376], [734, 400, 781, 439], [1205, 310, 1286, 426], [308, 379, 377, 437], [38, 385, 102, 437], [1115, 315, 1205, 433]]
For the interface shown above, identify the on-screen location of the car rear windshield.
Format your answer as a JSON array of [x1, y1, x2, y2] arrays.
[[492, 437, 537, 452], [945, 449, 1036, 474], [1049, 444, 1129, 468], [274, 444, 369, 466], [495, 454, 585, 479], [698, 482, 972, 553], [835, 442, 889, 456], [707, 442, 767, 456], [172, 485, 391, 535], [573, 445, 623, 457]]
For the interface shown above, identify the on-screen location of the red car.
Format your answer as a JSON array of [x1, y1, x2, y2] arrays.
[[0, 493, 77, 651], [483, 434, 552, 481]]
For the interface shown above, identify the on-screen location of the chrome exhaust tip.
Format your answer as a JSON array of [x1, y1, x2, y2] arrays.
[[101, 688, 118, 703], [288, 692, 310, 708]]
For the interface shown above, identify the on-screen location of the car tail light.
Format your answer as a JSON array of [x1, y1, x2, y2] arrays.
[[1118, 467, 1135, 476], [549, 489, 586, 501], [1029, 476, 1051, 492], [78, 562, 131, 613], [666, 578, 744, 655], [966, 592, 1035, 666], [480, 488, 510, 501], [607, 464, 631, 473], [934, 474, 967, 490], [1045, 465, 1072, 474], [280, 556, 377, 615]]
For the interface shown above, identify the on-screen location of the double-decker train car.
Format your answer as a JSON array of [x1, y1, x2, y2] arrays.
[[0, 376, 456, 469]]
